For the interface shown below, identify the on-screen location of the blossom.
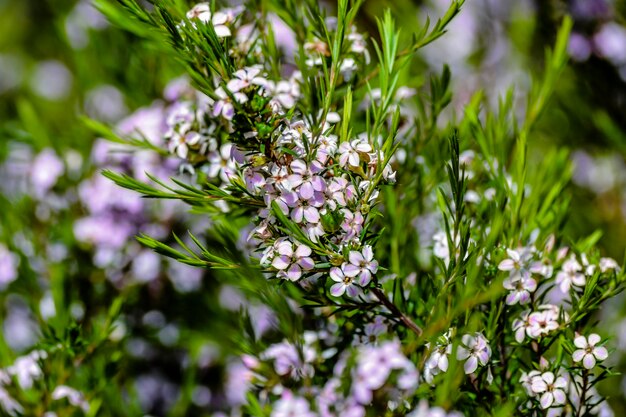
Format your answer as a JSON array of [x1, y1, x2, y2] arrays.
[[424, 336, 452, 383], [205, 143, 237, 182], [329, 266, 358, 297], [456, 333, 491, 374], [503, 275, 537, 305], [213, 87, 247, 120], [271, 394, 316, 417], [0, 245, 19, 289], [268, 239, 314, 281], [186, 3, 211, 23], [530, 371, 567, 409], [512, 310, 532, 343], [407, 400, 464, 417], [226, 67, 267, 92], [498, 248, 531, 279], [52, 386, 90, 412], [527, 305, 561, 338], [343, 246, 378, 286], [338, 138, 372, 167], [555, 256, 586, 292], [572, 334, 608, 369]]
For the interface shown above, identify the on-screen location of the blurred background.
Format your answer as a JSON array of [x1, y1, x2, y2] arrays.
[[1, 0, 626, 415]]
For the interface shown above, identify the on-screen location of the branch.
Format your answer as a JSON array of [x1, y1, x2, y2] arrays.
[[372, 287, 422, 336]]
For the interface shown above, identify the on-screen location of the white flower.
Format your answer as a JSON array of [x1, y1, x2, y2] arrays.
[[572, 334, 608, 369], [338, 138, 371, 167], [7, 350, 46, 389], [186, 3, 211, 23], [527, 305, 562, 338], [329, 266, 358, 297], [498, 248, 531, 279], [600, 257, 619, 272], [226, 67, 267, 92], [503, 275, 537, 305], [555, 256, 585, 292], [530, 371, 567, 409], [52, 386, 90, 412], [342, 246, 378, 287], [456, 333, 491, 374], [212, 87, 247, 120]]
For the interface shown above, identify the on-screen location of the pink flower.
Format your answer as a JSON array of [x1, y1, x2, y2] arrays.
[[338, 138, 371, 167], [343, 246, 378, 286], [456, 333, 491, 374], [329, 266, 358, 297]]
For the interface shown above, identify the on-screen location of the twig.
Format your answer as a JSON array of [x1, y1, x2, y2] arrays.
[[372, 287, 422, 336]]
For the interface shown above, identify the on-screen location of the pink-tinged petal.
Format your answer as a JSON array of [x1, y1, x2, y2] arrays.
[[588, 333, 601, 346], [329, 267, 344, 283], [506, 249, 520, 262], [542, 372, 555, 385], [368, 260, 379, 273], [214, 25, 232, 37], [554, 377, 567, 389], [343, 264, 360, 277], [572, 274, 586, 286], [346, 285, 359, 298], [222, 103, 234, 120], [299, 182, 314, 199], [349, 251, 365, 265], [526, 278, 537, 292], [505, 292, 519, 305], [362, 246, 374, 261], [303, 207, 320, 223], [439, 355, 449, 372], [311, 176, 325, 191], [463, 356, 478, 374], [594, 346, 608, 361], [498, 259, 515, 271], [540, 393, 553, 409], [348, 153, 360, 166], [572, 349, 585, 362], [298, 257, 314, 271], [531, 380, 547, 393], [291, 159, 306, 174], [285, 264, 302, 281], [515, 327, 525, 343], [286, 174, 303, 189], [583, 354, 596, 369], [227, 79, 244, 92], [291, 207, 304, 223], [295, 245, 311, 257], [519, 292, 531, 304], [213, 101, 224, 117], [574, 335, 587, 349], [476, 351, 490, 365], [456, 347, 470, 361], [357, 270, 371, 287], [271, 256, 290, 270], [282, 191, 299, 206], [330, 282, 345, 297], [276, 242, 293, 256], [552, 389, 566, 405]]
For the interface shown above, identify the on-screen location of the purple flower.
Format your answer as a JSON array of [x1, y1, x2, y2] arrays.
[[226, 67, 267, 92], [213, 87, 247, 120], [343, 246, 378, 286], [456, 332, 491, 374], [270, 239, 314, 281], [503, 275, 537, 305], [0, 245, 19, 289], [329, 266, 358, 297], [338, 138, 372, 167], [287, 159, 325, 199], [30, 149, 64, 197]]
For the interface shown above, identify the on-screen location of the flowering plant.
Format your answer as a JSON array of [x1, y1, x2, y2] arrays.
[[0, 0, 625, 416]]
